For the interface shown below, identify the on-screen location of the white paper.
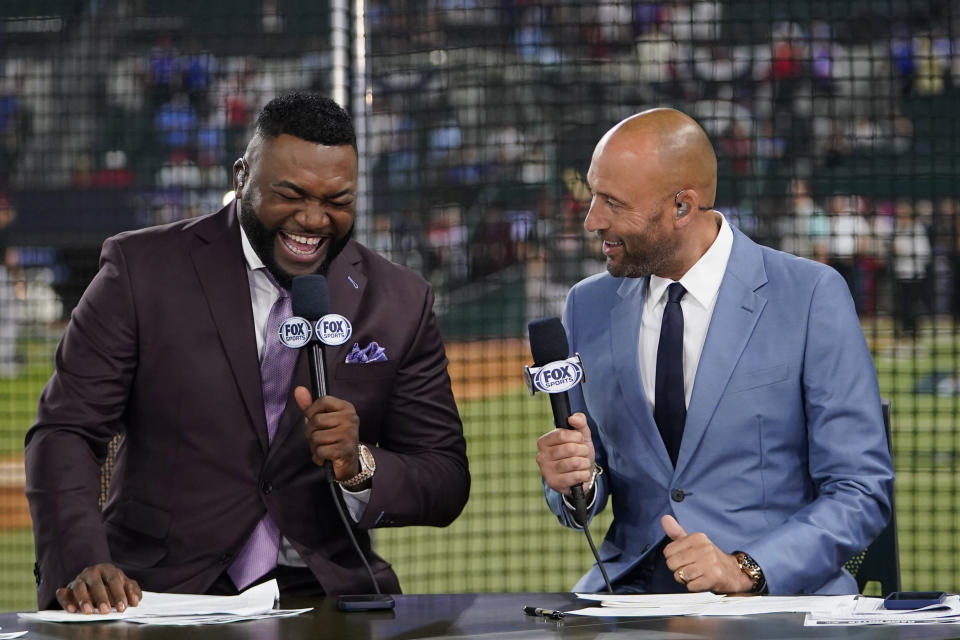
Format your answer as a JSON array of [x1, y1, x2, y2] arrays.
[[125, 608, 313, 626], [569, 593, 859, 619], [698, 595, 856, 616], [17, 579, 310, 626], [805, 595, 960, 626], [569, 592, 724, 617]]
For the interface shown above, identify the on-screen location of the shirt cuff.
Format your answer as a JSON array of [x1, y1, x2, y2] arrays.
[[339, 486, 371, 522]]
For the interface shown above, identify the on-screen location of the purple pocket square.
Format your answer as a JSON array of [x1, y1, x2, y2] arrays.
[[345, 341, 388, 364]]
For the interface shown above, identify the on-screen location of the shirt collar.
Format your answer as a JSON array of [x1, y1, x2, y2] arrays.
[[649, 213, 734, 309]]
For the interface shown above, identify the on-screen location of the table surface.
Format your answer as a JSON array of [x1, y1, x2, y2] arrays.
[[7, 592, 960, 639]]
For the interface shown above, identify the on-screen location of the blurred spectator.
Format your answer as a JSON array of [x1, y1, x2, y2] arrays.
[[0, 76, 31, 188], [469, 204, 515, 280], [827, 194, 872, 312], [515, 7, 561, 64], [154, 92, 197, 156], [427, 204, 468, 284], [890, 198, 931, 338], [147, 35, 181, 107], [369, 213, 396, 263], [0, 194, 20, 378], [181, 42, 217, 117], [780, 178, 827, 259]]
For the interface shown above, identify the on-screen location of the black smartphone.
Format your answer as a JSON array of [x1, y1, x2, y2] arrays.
[[883, 591, 948, 609], [337, 594, 396, 612]]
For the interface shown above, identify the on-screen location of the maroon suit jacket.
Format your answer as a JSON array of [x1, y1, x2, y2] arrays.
[[24, 203, 469, 609]]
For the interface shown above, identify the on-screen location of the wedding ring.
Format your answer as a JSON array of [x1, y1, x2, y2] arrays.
[[677, 568, 688, 584]]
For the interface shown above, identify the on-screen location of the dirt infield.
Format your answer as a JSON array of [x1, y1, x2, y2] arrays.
[[0, 457, 29, 531], [445, 338, 533, 402]]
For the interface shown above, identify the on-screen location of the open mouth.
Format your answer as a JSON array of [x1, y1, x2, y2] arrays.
[[279, 231, 328, 258], [602, 239, 624, 255]]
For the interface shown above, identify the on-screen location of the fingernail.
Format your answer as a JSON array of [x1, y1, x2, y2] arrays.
[[117, 601, 125, 612]]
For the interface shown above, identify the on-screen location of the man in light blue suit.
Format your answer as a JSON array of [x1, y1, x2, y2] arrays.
[[536, 108, 893, 595]]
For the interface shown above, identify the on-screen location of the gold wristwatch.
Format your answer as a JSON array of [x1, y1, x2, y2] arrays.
[[338, 443, 376, 490], [733, 551, 766, 593]]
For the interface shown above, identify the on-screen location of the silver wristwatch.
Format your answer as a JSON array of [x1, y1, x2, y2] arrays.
[[338, 443, 376, 489]]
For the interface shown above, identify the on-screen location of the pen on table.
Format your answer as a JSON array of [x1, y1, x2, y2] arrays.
[[523, 606, 565, 620]]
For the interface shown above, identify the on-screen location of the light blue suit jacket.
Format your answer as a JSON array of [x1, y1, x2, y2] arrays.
[[546, 225, 894, 594]]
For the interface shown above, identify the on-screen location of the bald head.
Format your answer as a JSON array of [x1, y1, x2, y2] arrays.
[[598, 108, 717, 205]]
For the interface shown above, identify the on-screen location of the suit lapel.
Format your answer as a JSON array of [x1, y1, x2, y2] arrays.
[[676, 228, 768, 477], [190, 203, 269, 452], [610, 277, 674, 479], [324, 240, 367, 368]]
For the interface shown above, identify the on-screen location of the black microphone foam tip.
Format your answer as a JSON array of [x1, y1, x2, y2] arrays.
[[528, 317, 569, 366], [291, 274, 330, 320]]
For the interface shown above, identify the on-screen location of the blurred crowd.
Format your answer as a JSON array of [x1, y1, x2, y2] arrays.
[[1, 0, 960, 338]]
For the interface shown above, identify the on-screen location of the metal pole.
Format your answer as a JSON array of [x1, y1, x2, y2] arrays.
[[353, 0, 371, 242], [330, 0, 349, 109]]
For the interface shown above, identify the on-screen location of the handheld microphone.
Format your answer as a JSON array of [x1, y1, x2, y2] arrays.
[[526, 316, 612, 593], [291, 274, 331, 398], [289, 275, 392, 607], [526, 317, 588, 522]]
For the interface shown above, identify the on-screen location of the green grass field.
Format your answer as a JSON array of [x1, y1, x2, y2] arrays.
[[1, 326, 959, 610]]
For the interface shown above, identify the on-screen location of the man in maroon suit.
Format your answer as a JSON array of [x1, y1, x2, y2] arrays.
[[25, 92, 470, 612]]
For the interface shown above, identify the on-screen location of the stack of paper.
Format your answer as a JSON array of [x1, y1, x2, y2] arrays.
[[805, 594, 960, 626], [569, 593, 857, 618], [572, 592, 725, 617], [18, 579, 312, 626], [569, 592, 960, 625]]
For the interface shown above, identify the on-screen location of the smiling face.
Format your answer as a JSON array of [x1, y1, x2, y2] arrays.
[[236, 133, 357, 289], [583, 133, 681, 279]]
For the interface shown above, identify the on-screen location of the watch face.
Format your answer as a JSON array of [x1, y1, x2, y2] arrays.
[[359, 444, 376, 472]]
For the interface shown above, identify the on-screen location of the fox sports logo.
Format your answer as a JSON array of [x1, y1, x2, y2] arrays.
[[533, 360, 583, 393]]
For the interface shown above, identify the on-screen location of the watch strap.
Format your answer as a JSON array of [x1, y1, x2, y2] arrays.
[[733, 551, 766, 593]]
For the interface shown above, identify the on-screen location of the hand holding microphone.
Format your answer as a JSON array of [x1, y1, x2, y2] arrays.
[[295, 391, 361, 482], [289, 275, 362, 484], [526, 317, 592, 522], [536, 410, 596, 497]]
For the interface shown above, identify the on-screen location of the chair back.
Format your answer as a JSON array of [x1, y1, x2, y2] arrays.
[[843, 400, 900, 595]]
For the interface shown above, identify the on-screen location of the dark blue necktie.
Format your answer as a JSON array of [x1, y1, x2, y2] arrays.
[[655, 282, 687, 467]]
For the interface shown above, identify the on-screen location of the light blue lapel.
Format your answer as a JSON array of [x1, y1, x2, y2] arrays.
[[609, 276, 674, 480], [675, 227, 768, 477]]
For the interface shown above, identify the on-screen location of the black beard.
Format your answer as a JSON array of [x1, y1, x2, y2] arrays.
[[237, 198, 354, 290]]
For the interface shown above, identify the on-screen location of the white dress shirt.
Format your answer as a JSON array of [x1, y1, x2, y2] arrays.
[[239, 221, 369, 566], [640, 213, 734, 413]]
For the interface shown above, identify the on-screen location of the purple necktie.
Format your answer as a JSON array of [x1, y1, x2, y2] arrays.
[[228, 283, 297, 590]]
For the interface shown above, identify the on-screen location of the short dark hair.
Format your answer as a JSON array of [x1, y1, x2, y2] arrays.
[[255, 92, 356, 149]]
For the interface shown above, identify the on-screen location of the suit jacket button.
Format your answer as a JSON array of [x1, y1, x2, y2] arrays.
[[261, 481, 273, 495], [671, 489, 686, 502]]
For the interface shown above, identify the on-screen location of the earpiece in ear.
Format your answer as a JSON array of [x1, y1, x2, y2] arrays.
[[237, 171, 245, 188], [677, 203, 689, 218]]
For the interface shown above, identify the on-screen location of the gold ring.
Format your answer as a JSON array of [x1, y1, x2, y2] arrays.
[[677, 568, 687, 584]]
